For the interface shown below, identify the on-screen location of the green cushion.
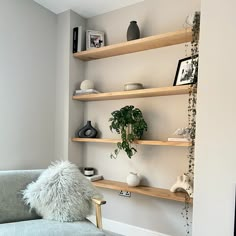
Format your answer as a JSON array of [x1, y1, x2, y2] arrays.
[[0, 219, 105, 236], [0, 170, 42, 223]]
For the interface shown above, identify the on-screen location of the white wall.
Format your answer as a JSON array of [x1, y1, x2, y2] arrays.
[[83, 0, 200, 235], [55, 9, 86, 166], [55, 10, 70, 162], [68, 11, 86, 166], [0, 0, 57, 169], [0, 1, 86, 169], [192, 0, 236, 235]]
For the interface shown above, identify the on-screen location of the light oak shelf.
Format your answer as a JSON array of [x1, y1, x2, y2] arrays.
[[72, 27, 194, 207], [72, 85, 194, 101], [93, 179, 192, 203], [71, 138, 192, 147], [74, 28, 192, 61]]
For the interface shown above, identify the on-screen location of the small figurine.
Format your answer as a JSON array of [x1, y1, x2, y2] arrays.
[[174, 127, 191, 139], [170, 174, 193, 197]]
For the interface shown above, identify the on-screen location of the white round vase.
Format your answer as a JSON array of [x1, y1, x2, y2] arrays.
[[126, 172, 140, 187]]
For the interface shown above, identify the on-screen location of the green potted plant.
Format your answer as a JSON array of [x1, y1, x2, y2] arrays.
[[109, 105, 148, 159]]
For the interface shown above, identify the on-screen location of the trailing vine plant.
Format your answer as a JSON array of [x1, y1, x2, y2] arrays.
[[181, 11, 200, 236]]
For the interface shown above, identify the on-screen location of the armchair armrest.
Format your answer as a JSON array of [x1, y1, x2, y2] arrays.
[[92, 198, 106, 229]]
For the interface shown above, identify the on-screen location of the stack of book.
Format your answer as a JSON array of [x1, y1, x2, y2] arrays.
[[73, 89, 100, 96], [73, 26, 85, 53], [85, 175, 103, 182]]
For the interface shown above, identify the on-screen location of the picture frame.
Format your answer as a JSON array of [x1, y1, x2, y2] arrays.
[[173, 56, 198, 86], [86, 30, 105, 50]]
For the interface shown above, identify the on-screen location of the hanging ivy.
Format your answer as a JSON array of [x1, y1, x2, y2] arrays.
[[182, 11, 200, 236], [188, 11, 200, 184]]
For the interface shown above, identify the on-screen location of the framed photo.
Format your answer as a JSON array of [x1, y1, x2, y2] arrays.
[[86, 30, 105, 50], [173, 56, 198, 86]]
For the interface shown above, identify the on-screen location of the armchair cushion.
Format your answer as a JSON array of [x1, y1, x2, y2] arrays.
[[0, 170, 41, 223], [0, 219, 105, 236], [22, 161, 101, 222]]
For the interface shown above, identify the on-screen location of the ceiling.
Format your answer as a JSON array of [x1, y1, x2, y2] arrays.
[[34, 0, 144, 18]]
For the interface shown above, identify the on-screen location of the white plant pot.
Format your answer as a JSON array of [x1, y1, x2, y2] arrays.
[[126, 172, 140, 187]]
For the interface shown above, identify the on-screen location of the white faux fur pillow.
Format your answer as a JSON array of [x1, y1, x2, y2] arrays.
[[22, 161, 102, 222]]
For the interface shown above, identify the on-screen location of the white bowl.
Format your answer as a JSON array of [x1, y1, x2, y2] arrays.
[[124, 82, 143, 91]]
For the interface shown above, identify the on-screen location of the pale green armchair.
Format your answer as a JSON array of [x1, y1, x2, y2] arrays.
[[0, 170, 106, 236]]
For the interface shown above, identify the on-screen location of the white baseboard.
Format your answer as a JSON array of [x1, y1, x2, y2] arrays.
[[88, 216, 172, 236]]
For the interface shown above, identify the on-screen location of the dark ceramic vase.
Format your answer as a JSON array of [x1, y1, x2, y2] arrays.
[[75, 121, 97, 138], [127, 21, 140, 41]]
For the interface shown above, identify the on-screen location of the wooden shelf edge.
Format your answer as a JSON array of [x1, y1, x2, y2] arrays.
[[92, 179, 192, 204], [74, 28, 192, 61], [72, 85, 195, 101], [71, 138, 192, 147]]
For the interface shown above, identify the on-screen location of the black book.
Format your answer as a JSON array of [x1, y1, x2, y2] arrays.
[[73, 27, 78, 53]]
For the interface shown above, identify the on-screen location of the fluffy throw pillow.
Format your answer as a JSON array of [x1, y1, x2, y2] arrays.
[[22, 161, 102, 222]]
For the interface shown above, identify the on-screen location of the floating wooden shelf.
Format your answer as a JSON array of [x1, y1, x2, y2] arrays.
[[72, 85, 194, 101], [74, 28, 192, 61], [93, 179, 192, 203], [71, 138, 191, 147]]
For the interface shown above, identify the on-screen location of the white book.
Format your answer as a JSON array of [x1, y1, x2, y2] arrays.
[[74, 89, 100, 95], [86, 175, 103, 182], [168, 137, 190, 142], [77, 26, 85, 52]]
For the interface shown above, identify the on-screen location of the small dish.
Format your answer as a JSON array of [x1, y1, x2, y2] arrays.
[[124, 82, 143, 91]]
